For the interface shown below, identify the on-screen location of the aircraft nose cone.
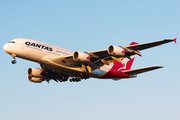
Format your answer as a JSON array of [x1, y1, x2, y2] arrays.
[[3, 44, 10, 53]]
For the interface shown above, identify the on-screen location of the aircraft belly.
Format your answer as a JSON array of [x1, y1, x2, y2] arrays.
[[89, 64, 114, 78], [89, 69, 107, 78]]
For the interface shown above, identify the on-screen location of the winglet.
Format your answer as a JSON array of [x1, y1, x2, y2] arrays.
[[129, 42, 139, 46], [173, 38, 177, 44]]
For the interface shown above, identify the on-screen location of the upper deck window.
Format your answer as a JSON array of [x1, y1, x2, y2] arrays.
[[9, 41, 15, 43]]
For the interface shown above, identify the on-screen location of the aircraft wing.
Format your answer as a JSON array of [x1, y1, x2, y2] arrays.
[[86, 38, 177, 60], [47, 38, 176, 73], [122, 66, 163, 75], [85, 38, 176, 70], [125, 38, 177, 51]]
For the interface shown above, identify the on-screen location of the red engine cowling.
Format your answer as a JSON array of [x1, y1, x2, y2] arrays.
[[28, 68, 44, 83], [73, 51, 91, 62], [108, 45, 126, 56]]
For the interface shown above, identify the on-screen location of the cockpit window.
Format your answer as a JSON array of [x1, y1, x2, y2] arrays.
[[9, 41, 15, 43]]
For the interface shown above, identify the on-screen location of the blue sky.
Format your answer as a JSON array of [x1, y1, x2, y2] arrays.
[[0, 0, 180, 120]]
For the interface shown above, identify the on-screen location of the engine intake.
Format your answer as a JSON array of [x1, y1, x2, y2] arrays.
[[108, 45, 126, 56], [73, 51, 91, 62]]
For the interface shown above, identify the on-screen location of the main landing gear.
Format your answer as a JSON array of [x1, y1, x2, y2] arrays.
[[11, 54, 17, 64], [69, 76, 90, 82], [69, 77, 81, 82]]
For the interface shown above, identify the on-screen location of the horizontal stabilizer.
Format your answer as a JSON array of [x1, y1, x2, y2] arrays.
[[122, 66, 163, 75]]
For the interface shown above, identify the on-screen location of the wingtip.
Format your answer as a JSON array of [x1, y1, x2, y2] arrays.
[[173, 38, 177, 44], [154, 66, 164, 68], [129, 42, 139, 46]]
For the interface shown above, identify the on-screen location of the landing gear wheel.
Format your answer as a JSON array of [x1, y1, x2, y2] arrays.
[[12, 60, 17, 64], [11, 54, 17, 64]]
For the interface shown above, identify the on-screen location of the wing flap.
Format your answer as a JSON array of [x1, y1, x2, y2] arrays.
[[122, 66, 163, 75]]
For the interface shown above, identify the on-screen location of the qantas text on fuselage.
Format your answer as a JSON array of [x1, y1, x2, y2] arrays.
[[25, 41, 53, 51]]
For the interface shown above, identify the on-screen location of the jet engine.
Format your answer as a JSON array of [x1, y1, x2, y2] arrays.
[[108, 45, 126, 56], [28, 76, 44, 83], [28, 68, 43, 77], [28, 68, 44, 83], [73, 51, 91, 62]]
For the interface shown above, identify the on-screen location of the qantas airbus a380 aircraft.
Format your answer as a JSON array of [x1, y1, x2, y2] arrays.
[[3, 38, 177, 83]]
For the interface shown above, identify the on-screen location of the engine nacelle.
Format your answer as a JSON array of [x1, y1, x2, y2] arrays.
[[73, 51, 91, 62], [28, 68, 43, 77], [108, 45, 126, 56], [28, 76, 43, 83]]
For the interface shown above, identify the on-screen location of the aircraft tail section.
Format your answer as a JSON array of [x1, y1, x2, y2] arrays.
[[118, 42, 139, 71], [118, 55, 135, 71], [117, 42, 163, 77]]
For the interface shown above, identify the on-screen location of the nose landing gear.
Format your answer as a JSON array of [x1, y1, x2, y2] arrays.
[[12, 60, 17, 64], [11, 54, 17, 64]]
